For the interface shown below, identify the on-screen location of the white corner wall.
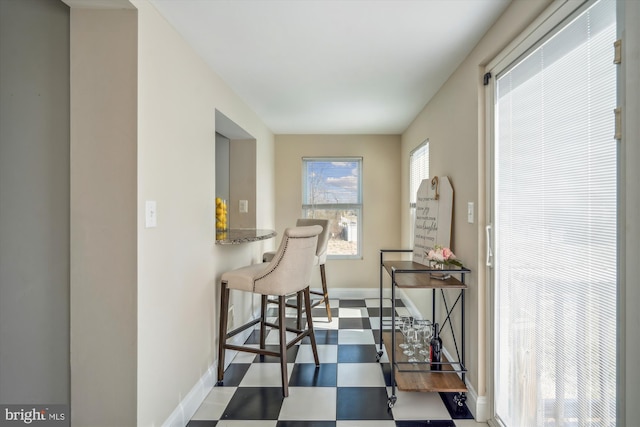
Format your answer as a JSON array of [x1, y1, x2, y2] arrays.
[[132, 0, 275, 425]]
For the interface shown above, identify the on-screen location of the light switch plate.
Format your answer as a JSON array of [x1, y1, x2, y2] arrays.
[[145, 200, 157, 228], [239, 200, 248, 213], [467, 202, 474, 224]]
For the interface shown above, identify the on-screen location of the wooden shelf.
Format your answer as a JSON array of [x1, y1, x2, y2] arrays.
[[383, 331, 467, 393], [382, 261, 468, 289]]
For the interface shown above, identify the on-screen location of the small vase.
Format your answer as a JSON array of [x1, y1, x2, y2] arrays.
[[429, 262, 450, 280], [430, 261, 444, 270]]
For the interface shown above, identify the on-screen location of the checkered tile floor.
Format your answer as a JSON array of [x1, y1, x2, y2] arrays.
[[188, 298, 485, 427]]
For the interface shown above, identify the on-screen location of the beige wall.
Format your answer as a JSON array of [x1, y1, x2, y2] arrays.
[[70, 8, 138, 426], [274, 135, 401, 290], [230, 139, 257, 229], [0, 0, 70, 404], [400, 0, 552, 419], [621, 0, 640, 424]]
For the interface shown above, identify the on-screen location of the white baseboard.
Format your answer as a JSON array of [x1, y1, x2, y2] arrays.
[[322, 287, 393, 300], [161, 363, 216, 427], [438, 346, 490, 423], [471, 389, 490, 422], [462, 379, 490, 422], [161, 323, 256, 426]]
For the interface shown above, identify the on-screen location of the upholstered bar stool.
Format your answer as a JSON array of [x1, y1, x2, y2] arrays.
[[217, 225, 322, 397], [263, 219, 332, 328]]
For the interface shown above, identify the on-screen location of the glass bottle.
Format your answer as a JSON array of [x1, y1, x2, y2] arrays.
[[429, 322, 442, 370]]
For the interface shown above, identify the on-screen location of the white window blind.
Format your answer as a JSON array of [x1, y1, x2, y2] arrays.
[[494, 1, 617, 426]]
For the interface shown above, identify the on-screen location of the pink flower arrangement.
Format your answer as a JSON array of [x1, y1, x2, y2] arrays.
[[426, 245, 463, 267]]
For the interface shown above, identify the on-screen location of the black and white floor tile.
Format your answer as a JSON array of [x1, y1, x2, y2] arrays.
[[188, 298, 486, 427]]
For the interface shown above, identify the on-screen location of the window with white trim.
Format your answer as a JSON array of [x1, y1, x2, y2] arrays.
[[409, 141, 429, 245], [302, 157, 362, 259]]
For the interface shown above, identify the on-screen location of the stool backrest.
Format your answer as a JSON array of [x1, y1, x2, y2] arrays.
[[295, 218, 330, 264], [254, 225, 322, 295]]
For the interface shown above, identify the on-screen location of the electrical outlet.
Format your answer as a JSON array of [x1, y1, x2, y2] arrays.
[[239, 200, 248, 213], [145, 201, 157, 228], [467, 202, 474, 224]]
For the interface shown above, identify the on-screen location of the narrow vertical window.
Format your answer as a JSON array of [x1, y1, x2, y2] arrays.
[[409, 141, 429, 245]]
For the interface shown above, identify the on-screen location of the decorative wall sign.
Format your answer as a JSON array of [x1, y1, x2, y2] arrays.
[[413, 176, 453, 266]]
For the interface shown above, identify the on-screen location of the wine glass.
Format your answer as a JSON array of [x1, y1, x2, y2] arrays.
[[412, 320, 428, 352], [404, 327, 417, 358], [418, 320, 433, 360], [399, 316, 413, 350], [409, 328, 424, 362]]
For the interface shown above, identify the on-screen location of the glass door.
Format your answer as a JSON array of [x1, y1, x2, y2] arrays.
[[491, 1, 618, 425]]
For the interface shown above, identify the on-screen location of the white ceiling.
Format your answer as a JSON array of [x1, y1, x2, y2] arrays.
[[149, 0, 511, 134]]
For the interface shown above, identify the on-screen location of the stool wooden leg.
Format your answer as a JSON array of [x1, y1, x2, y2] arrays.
[[303, 287, 320, 366], [320, 264, 331, 322], [278, 295, 289, 397], [217, 281, 230, 384], [296, 291, 303, 329], [260, 294, 267, 349]]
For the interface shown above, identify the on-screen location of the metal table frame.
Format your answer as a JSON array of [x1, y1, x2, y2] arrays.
[[378, 249, 470, 408]]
